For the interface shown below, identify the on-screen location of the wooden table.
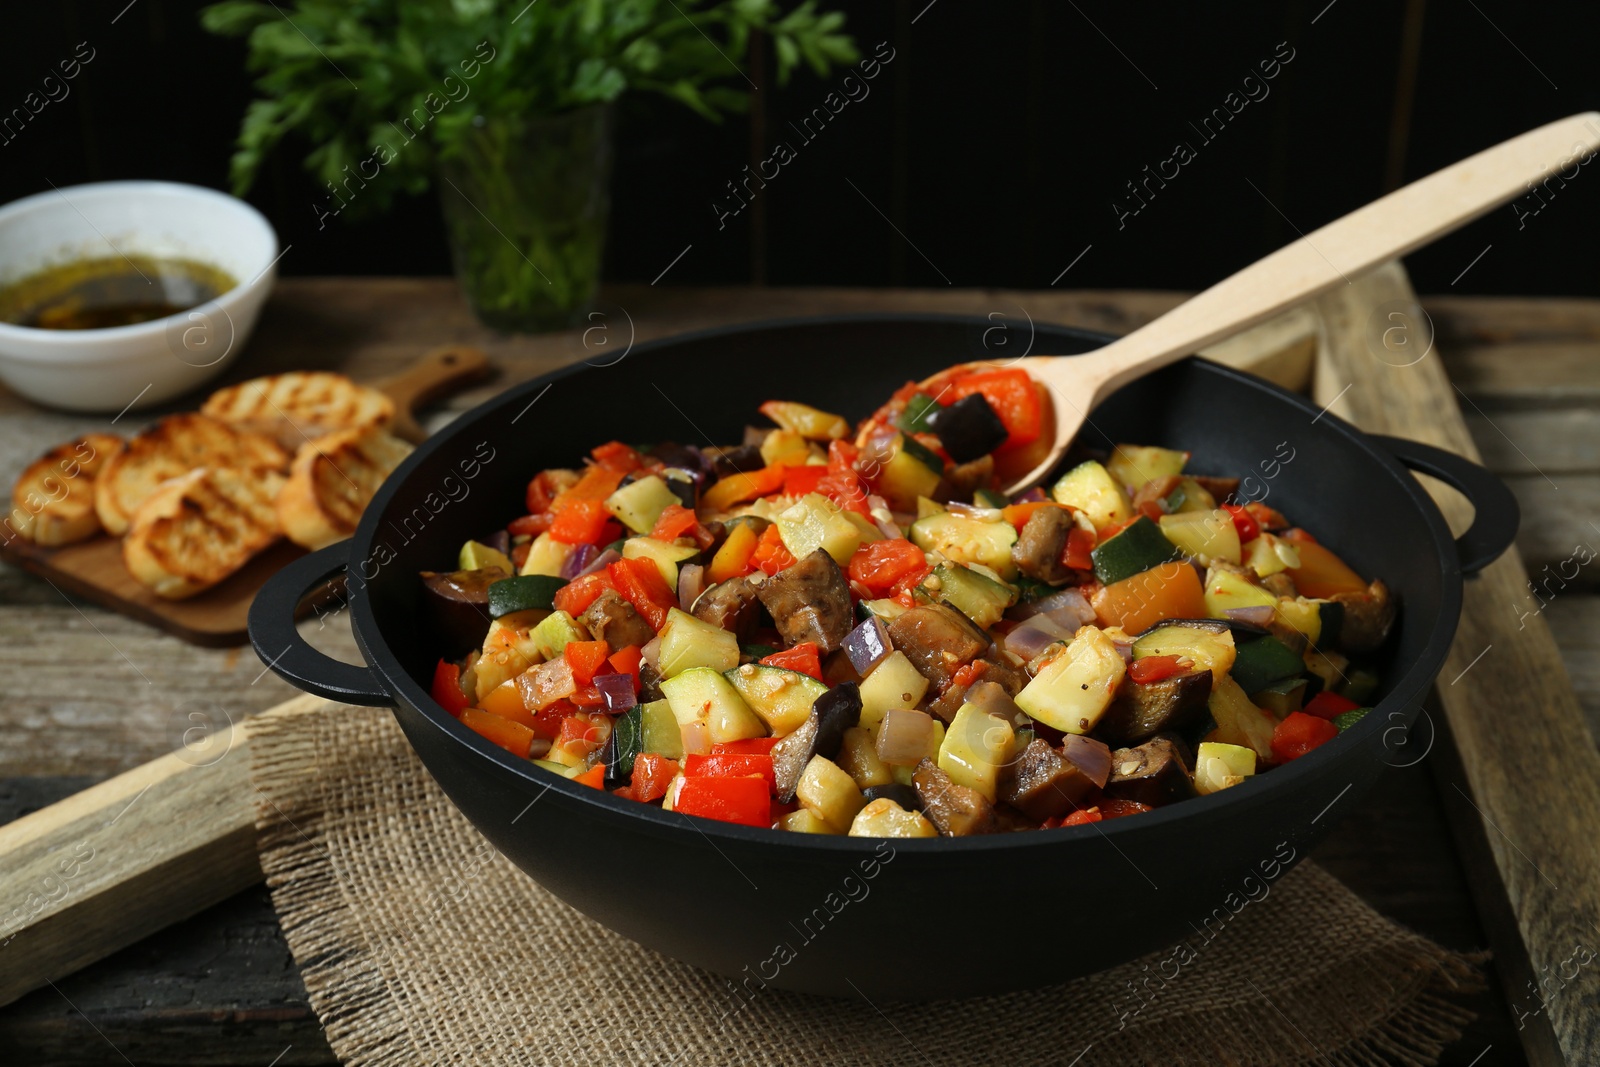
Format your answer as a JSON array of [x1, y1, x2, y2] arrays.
[[2, 280, 1594, 1065]]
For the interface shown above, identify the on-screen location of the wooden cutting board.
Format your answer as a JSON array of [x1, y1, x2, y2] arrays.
[[0, 344, 491, 647]]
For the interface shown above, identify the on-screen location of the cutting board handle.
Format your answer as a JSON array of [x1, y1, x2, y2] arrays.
[[378, 344, 493, 443]]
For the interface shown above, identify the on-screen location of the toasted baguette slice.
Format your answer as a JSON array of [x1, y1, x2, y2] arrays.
[[7, 433, 126, 546], [202, 371, 395, 451], [94, 414, 288, 536], [122, 466, 287, 599], [277, 427, 413, 550]]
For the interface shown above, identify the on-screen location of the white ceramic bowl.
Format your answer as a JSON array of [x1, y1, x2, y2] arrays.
[[0, 181, 278, 413]]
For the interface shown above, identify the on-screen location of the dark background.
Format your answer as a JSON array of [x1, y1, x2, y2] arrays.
[[5, 0, 1596, 295]]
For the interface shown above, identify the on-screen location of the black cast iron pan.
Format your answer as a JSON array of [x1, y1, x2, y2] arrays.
[[250, 315, 1518, 999]]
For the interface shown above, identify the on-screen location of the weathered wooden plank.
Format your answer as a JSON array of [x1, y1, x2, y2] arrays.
[[1545, 597, 1600, 739], [1423, 295, 1600, 343], [1499, 475, 1600, 579], [1465, 409, 1600, 476], [1441, 343, 1600, 407]]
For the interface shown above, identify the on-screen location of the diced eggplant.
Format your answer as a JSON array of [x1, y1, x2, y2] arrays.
[[661, 468, 699, 509], [887, 602, 990, 691], [1011, 506, 1075, 584], [1104, 736, 1194, 807], [581, 589, 656, 650], [706, 444, 764, 480], [769, 682, 862, 802], [419, 566, 506, 656], [692, 575, 762, 640], [1189, 475, 1241, 502], [912, 758, 997, 836], [926, 393, 1009, 464], [862, 782, 923, 811], [1329, 579, 1396, 654], [1097, 668, 1213, 744], [638, 658, 666, 703], [755, 549, 854, 654], [997, 738, 1098, 822], [979, 655, 1028, 697], [648, 441, 707, 474], [1131, 474, 1181, 512], [926, 680, 970, 724], [938, 454, 996, 504]]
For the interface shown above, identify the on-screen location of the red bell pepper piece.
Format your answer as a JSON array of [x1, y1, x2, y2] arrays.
[[430, 659, 470, 716], [609, 644, 643, 687], [1272, 712, 1339, 763], [563, 640, 612, 688], [711, 737, 781, 756], [760, 642, 822, 682], [750, 524, 796, 576], [508, 512, 553, 537], [683, 752, 777, 794], [950, 660, 988, 690], [591, 441, 646, 473], [816, 468, 871, 516], [1221, 504, 1260, 545], [1098, 798, 1154, 820], [608, 557, 676, 630], [649, 504, 700, 542], [548, 499, 613, 545], [629, 753, 679, 804], [673, 776, 771, 827], [1127, 654, 1188, 685], [551, 465, 625, 512], [460, 708, 537, 757], [525, 469, 571, 515], [846, 538, 927, 598], [1058, 808, 1103, 827], [554, 570, 614, 618], [1303, 690, 1361, 720], [1063, 525, 1096, 571], [945, 369, 1042, 453], [572, 763, 607, 789], [782, 464, 829, 497]]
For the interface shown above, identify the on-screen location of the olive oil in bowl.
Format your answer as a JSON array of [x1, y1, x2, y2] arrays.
[[0, 255, 237, 331]]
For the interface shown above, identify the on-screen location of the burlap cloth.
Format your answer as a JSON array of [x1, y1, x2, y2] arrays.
[[248, 698, 1486, 1066]]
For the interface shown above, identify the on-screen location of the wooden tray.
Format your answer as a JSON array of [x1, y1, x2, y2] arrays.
[[0, 344, 490, 647]]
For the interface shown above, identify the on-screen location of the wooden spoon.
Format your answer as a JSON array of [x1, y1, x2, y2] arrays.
[[910, 112, 1600, 494]]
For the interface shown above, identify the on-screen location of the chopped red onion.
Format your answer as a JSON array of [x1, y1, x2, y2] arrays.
[[946, 501, 1002, 522], [842, 615, 893, 675], [482, 529, 512, 557], [640, 635, 662, 671], [965, 680, 1023, 724], [678, 563, 706, 612], [679, 720, 711, 756], [1111, 637, 1136, 664], [866, 494, 903, 539], [1010, 586, 1095, 628], [1002, 615, 1072, 661], [575, 547, 621, 579], [874, 708, 939, 766], [515, 657, 575, 710], [561, 543, 598, 580], [1015, 487, 1048, 504], [1224, 605, 1277, 627], [596, 671, 638, 713], [1061, 734, 1112, 788]]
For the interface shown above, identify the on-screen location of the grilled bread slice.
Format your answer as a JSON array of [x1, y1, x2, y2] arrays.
[[7, 433, 125, 546], [276, 427, 413, 550], [201, 371, 395, 451], [94, 414, 289, 536], [122, 466, 287, 599]]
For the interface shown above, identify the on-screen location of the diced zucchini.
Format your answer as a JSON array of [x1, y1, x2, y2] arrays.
[[1050, 460, 1132, 529], [937, 703, 1016, 800], [474, 611, 547, 701], [776, 493, 863, 566], [1090, 516, 1182, 585], [1304, 648, 1351, 690], [1331, 708, 1372, 732], [531, 758, 584, 779], [1107, 444, 1189, 490], [1341, 668, 1380, 705], [531, 610, 586, 661], [974, 488, 1011, 510], [657, 607, 740, 678], [723, 663, 828, 735], [908, 512, 1019, 580], [857, 598, 908, 623], [915, 496, 946, 520], [1194, 741, 1256, 795], [519, 532, 575, 577], [876, 434, 944, 511], [1244, 532, 1301, 577], [918, 562, 1017, 630], [623, 536, 699, 591], [781, 807, 842, 834], [760, 400, 850, 441], [639, 698, 683, 759], [795, 755, 867, 831], [858, 651, 931, 730], [610, 706, 644, 779], [1205, 676, 1276, 763], [460, 539, 513, 573], [1253, 677, 1308, 717], [842, 510, 884, 544], [1159, 510, 1241, 565], [759, 429, 812, 466], [1229, 635, 1305, 695], [1132, 622, 1237, 680], [837, 726, 894, 788], [1163, 477, 1218, 514], [605, 475, 682, 534], [1015, 625, 1126, 734], [898, 434, 945, 473], [660, 667, 767, 744], [849, 798, 938, 838], [660, 774, 686, 811], [487, 574, 566, 618], [1202, 567, 1278, 617], [1273, 597, 1324, 645], [895, 393, 941, 435]]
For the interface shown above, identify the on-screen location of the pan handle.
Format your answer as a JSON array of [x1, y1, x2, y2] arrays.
[[247, 542, 393, 706], [1372, 435, 1521, 577]]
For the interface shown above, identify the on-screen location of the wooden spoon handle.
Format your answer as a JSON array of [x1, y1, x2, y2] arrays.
[[1066, 111, 1600, 396], [375, 343, 493, 443]]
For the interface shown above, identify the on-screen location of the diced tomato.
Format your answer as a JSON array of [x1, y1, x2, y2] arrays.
[[1063, 525, 1096, 571], [430, 659, 469, 716], [564, 640, 612, 687], [1127, 654, 1188, 685], [1138, 500, 1166, 522], [1271, 711, 1339, 763], [1098, 798, 1154, 820], [760, 642, 822, 681], [750, 524, 797, 576], [630, 753, 679, 804], [684, 752, 777, 794], [945, 369, 1042, 453], [817, 468, 871, 515], [591, 441, 646, 473], [553, 712, 611, 764], [1245, 502, 1288, 531], [827, 439, 862, 473], [609, 644, 643, 687], [608, 557, 676, 630], [1221, 504, 1260, 545], [712, 737, 782, 756], [649, 504, 700, 542], [702, 465, 787, 511], [460, 708, 536, 758], [847, 538, 927, 598], [708, 522, 761, 583], [673, 775, 771, 827], [1303, 690, 1361, 720], [549, 499, 613, 545], [525, 469, 574, 515], [782, 464, 829, 497], [554, 571, 614, 617], [950, 660, 988, 689], [572, 763, 607, 789], [508, 512, 553, 537], [1058, 808, 1103, 827]]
